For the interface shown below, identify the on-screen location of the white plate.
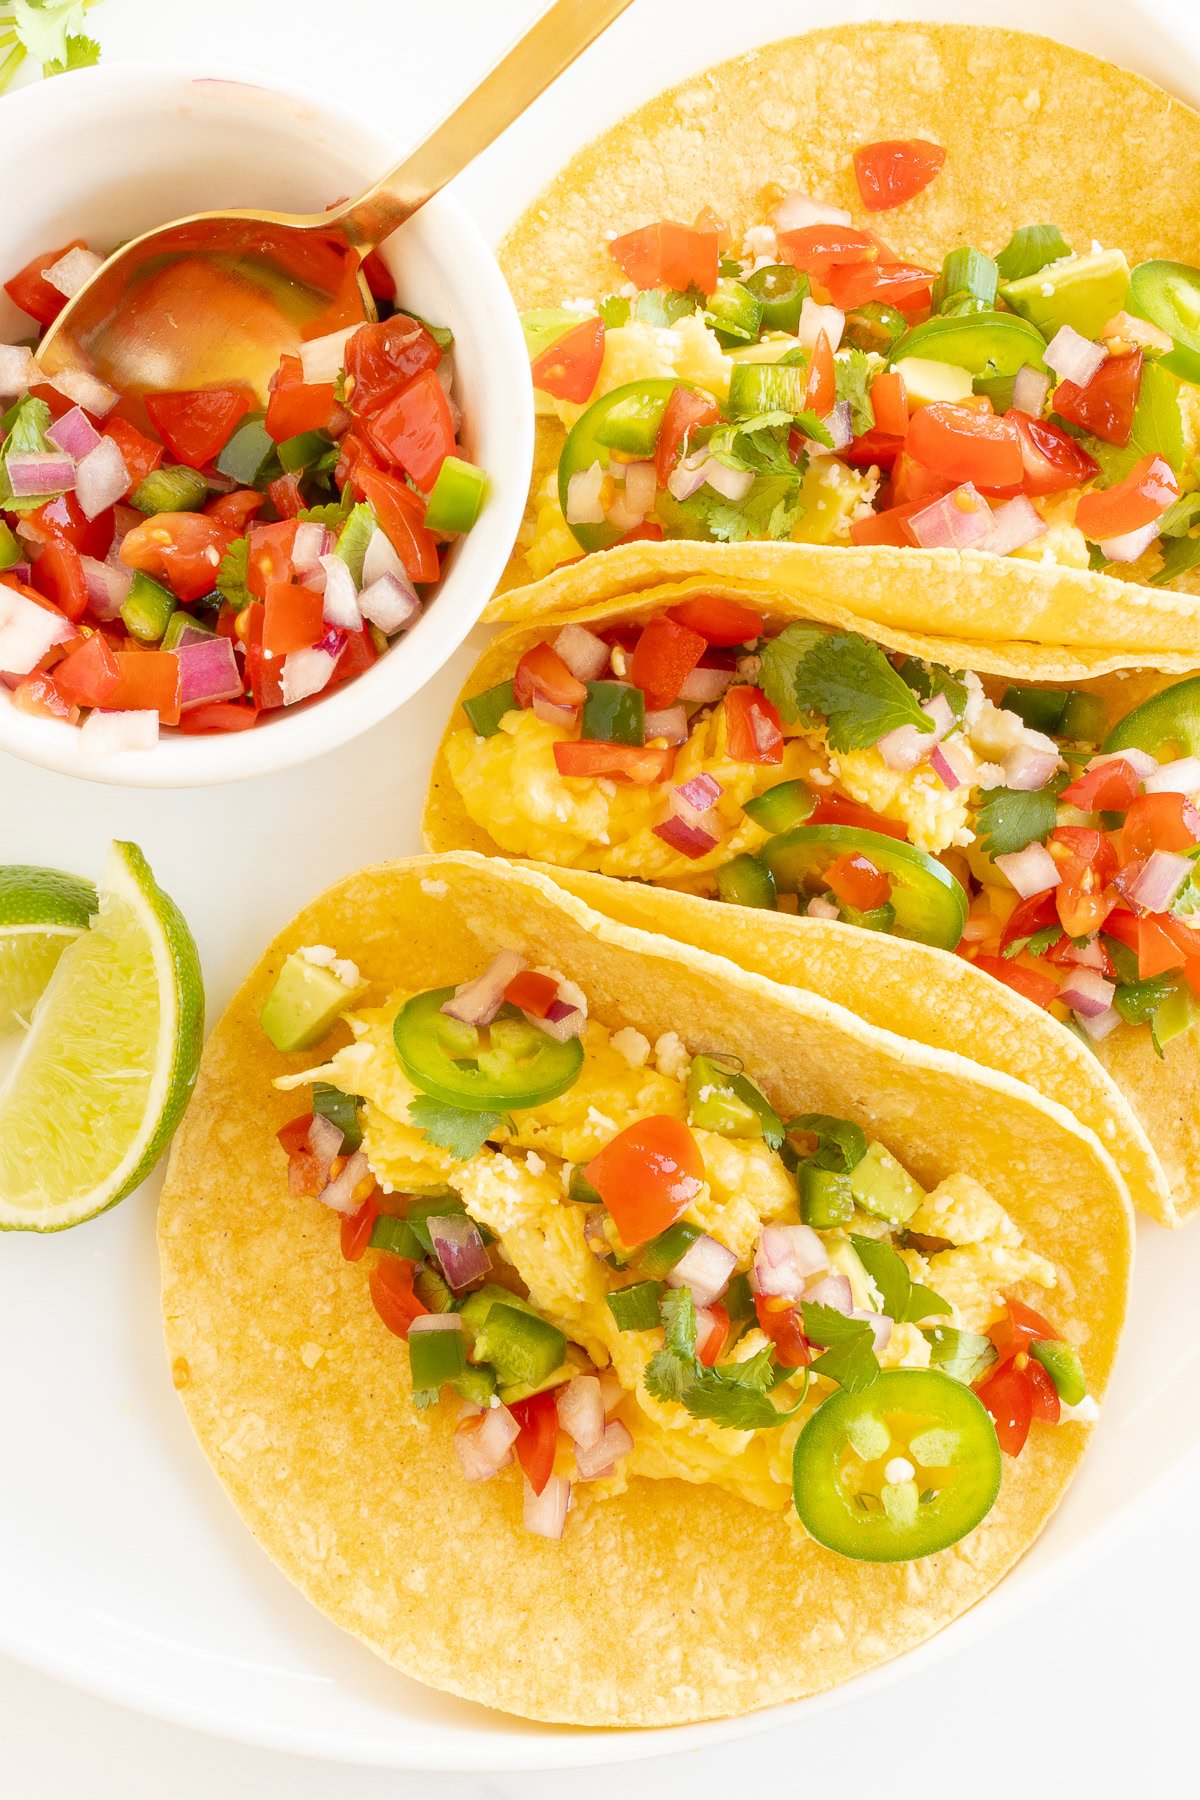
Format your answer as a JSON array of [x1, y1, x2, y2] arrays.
[[3, 0, 1200, 1771]]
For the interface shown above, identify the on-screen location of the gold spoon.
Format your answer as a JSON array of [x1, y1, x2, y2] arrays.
[[36, 0, 634, 409]]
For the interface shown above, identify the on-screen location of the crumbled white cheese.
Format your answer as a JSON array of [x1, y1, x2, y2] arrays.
[[525, 1151, 546, 1177], [1059, 1394, 1100, 1424], [611, 1026, 651, 1068], [298, 944, 335, 966], [295, 944, 361, 989], [654, 1031, 691, 1082]]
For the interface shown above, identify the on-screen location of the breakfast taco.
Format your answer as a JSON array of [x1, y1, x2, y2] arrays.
[[159, 854, 1130, 1726], [495, 21, 1200, 642], [426, 587, 1200, 1226]]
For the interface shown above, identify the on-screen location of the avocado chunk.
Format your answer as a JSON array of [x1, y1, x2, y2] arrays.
[[892, 356, 973, 406], [849, 1140, 925, 1226], [1001, 248, 1131, 343], [259, 947, 366, 1053]]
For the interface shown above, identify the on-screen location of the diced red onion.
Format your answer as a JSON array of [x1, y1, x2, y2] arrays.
[[807, 895, 840, 919], [1045, 325, 1106, 388], [49, 367, 118, 417], [280, 645, 338, 705], [531, 691, 579, 729], [1144, 755, 1200, 796], [804, 1272, 853, 1314], [798, 296, 845, 352], [1077, 1005, 1121, 1041], [850, 1310, 893, 1354], [427, 1212, 492, 1288], [80, 554, 131, 620], [574, 1418, 633, 1481], [43, 245, 103, 298], [361, 526, 409, 591], [1088, 746, 1158, 781], [359, 571, 419, 635], [553, 623, 610, 683], [652, 813, 719, 860], [0, 583, 74, 674], [178, 636, 242, 710], [78, 708, 157, 753], [442, 949, 525, 1027], [298, 325, 356, 385], [435, 359, 463, 434], [315, 1148, 369, 1214], [807, 400, 852, 457], [317, 553, 361, 630], [621, 460, 657, 517], [667, 452, 709, 503], [1099, 520, 1160, 564], [75, 437, 130, 518], [523, 1473, 571, 1539], [597, 1369, 624, 1416], [667, 1233, 737, 1307], [46, 404, 102, 462], [556, 1374, 605, 1450], [409, 1312, 465, 1338], [1056, 936, 1109, 970], [672, 772, 723, 820], [774, 191, 851, 231], [878, 722, 931, 772], [929, 744, 959, 790], [995, 842, 1061, 898], [1003, 744, 1061, 791], [292, 521, 333, 574], [0, 343, 34, 396], [1059, 967, 1115, 1019], [678, 663, 735, 704], [531, 997, 585, 1043], [5, 451, 75, 497], [700, 458, 755, 503], [455, 1404, 520, 1480], [644, 704, 688, 744], [753, 1223, 828, 1298], [982, 495, 1047, 557], [566, 461, 606, 525], [1127, 848, 1193, 914], [306, 1110, 344, 1170], [1012, 363, 1051, 417], [908, 483, 994, 551]]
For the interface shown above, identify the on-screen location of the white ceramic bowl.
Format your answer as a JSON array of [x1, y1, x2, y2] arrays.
[[0, 64, 533, 787]]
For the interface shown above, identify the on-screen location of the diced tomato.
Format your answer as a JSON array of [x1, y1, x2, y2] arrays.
[[1005, 410, 1100, 496], [725, 685, 783, 764], [777, 225, 878, 277], [4, 239, 86, 326], [530, 317, 606, 404], [824, 851, 891, 912], [26, 491, 114, 560], [262, 582, 325, 656], [847, 500, 922, 546], [368, 1256, 428, 1339], [267, 472, 305, 518], [988, 1297, 1058, 1365], [177, 700, 259, 733], [277, 1113, 314, 1156], [553, 740, 675, 784], [340, 1194, 380, 1262], [853, 138, 946, 211], [810, 793, 908, 840], [344, 316, 442, 417], [121, 512, 237, 603], [754, 1294, 810, 1369], [246, 519, 300, 601], [510, 1391, 559, 1495], [1129, 915, 1188, 977], [1053, 349, 1141, 447], [906, 403, 1023, 489], [264, 353, 339, 442], [205, 488, 265, 531], [505, 969, 560, 1018], [614, 522, 665, 549], [144, 386, 256, 467], [1074, 453, 1178, 543], [364, 367, 455, 490], [514, 641, 587, 710], [353, 466, 440, 584], [608, 221, 719, 295], [654, 384, 722, 486], [630, 616, 706, 709], [360, 247, 396, 305], [1049, 825, 1118, 937], [803, 327, 836, 417], [1060, 756, 1143, 813], [103, 417, 164, 488], [998, 890, 1060, 956], [585, 1114, 705, 1247], [844, 429, 906, 473], [696, 1303, 730, 1368], [871, 370, 909, 438], [246, 642, 286, 712], [330, 627, 378, 688], [10, 672, 76, 721], [30, 541, 88, 623], [889, 449, 953, 510], [53, 632, 119, 707], [106, 650, 182, 725], [666, 595, 763, 646], [970, 954, 1060, 1009], [975, 1362, 1034, 1456], [1119, 790, 1200, 861], [335, 429, 381, 492], [823, 259, 933, 314]]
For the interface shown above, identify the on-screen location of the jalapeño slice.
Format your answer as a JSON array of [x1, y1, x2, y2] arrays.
[[393, 988, 583, 1111], [558, 378, 708, 552], [887, 309, 1047, 377], [763, 825, 968, 950], [1128, 260, 1200, 384], [1103, 676, 1200, 760], [793, 1369, 1002, 1561]]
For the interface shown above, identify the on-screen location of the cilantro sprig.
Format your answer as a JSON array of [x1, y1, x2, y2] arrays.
[[800, 1303, 880, 1394], [408, 1097, 507, 1161], [643, 1288, 804, 1430], [792, 632, 935, 752], [0, 2, 104, 94], [850, 1234, 947, 1325], [975, 783, 1061, 858]]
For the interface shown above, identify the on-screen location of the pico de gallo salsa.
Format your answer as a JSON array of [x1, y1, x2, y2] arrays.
[[0, 241, 488, 747], [517, 137, 1200, 589], [264, 940, 1091, 1557], [447, 597, 1200, 1056]]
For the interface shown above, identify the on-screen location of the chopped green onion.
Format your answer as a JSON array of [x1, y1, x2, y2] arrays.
[[130, 464, 209, 514], [312, 1082, 362, 1151], [120, 571, 176, 643], [744, 264, 809, 334], [606, 1279, 666, 1331], [932, 247, 998, 317]]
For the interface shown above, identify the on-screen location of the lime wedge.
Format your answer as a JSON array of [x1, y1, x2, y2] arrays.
[[0, 865, 97, 1030], [0, 842, 203, 1231]]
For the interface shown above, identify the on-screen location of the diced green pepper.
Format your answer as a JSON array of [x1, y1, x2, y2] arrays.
[[215, 413, 275, 485], [469, 1300, 566, 1392], [638, 1220, 703, 1278], [705, 278, 764, 346], [414, 1264, 455, 1313], [370, 1215, 425, 1260], [1114, 974, 1177, 1028], [582, 679, 645, 745], [120, 571, 176, 644], [799, 1162, 854, 1229], [278, 430, 331, 474], [463, 680, 517, 737], [744, 263, 809, 334], [606, 1279, 666, 1331], [129, 463, 209, 514], [715, 853, 777, 909], [723, 1270, 754, 1324], [842, 302, 907, 355], [568, 1164, 602, 1205], [1000, 684, 1068, 735], [742, 779, 815, 833], [408, 1319, 467, 1388], [454, 1362, 498, 1406], [839, 900, 897, 934], [312, 1082, 362, 1151], [687, 1052, 782, 1143], [425, 455, 489, 534], [1059, 691, 1108, 744], [1029, 1338, 1087, 1406]]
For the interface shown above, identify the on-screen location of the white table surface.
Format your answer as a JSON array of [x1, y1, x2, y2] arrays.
[[4, 0, 1199, 1792]]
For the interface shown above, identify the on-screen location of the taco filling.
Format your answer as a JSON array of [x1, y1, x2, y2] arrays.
[[519, 155, 1200, 589], [267, 948, 1092, 1559], [446, 599, 1200, 1054]]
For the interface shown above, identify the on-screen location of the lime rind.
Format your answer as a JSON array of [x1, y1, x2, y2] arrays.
[[0, 865, 96, 928]]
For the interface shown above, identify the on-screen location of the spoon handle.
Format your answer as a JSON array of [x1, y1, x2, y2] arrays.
[[334, 0, 636, 248]]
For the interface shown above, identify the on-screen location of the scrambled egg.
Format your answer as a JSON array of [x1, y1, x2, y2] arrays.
[[286, 995, 1058, 1516], [827, 743, 977, 855]]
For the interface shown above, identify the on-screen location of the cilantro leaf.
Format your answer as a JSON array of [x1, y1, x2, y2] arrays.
[[411, 1387, 440, 1411], [896, 655, 968, 722], [45, 30, 99, 73], [643, 1348, 695, 1404], [630, 287, 703, 329], [801, 1303, 880, 1393], [994, 224, 1071, 283], [704, 412, 797, 475], [681, 1376, 800, 1430], [334, 501, 377, 585], [787, 1112, 867, 1172], [1003, 922, 1063, 960], [975, 785, 1059, 858], [792, 632, 934, 752], [850, 1233, 948, 1324], [645, 1292, 801, 1428], [407, 1097, 504, 1160], [834, 347, 876, 437], [660, 1285, 698, 1359], [598, 294, 631, 329], [6, 2, 103, 88], [0, 395, 58, 512], [757, 623, 826, 722], [790, 410, 834, 449], [298, 491, 354, 530], [1150, 494, 1200, 586], [216, 536, 251, 611], [922, 1324, 997, 1385], [1075, 361, 1185, 485]]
